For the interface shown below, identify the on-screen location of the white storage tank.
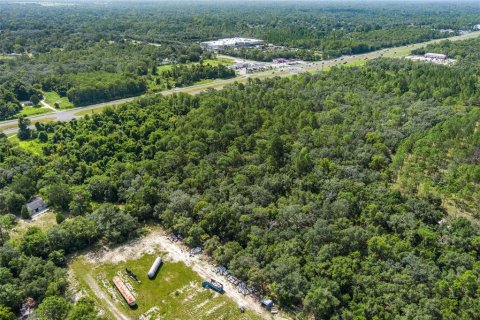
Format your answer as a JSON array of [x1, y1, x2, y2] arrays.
[[148, 257, 162, 279]]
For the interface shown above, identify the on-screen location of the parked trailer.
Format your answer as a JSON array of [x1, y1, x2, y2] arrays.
[[202, 279, 224, 293], [148, 257, 163, 279], [112, 276, 136, 307]]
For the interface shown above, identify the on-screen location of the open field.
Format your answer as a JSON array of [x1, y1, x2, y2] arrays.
[[0, 55, 16, 60], [70, 228, 269, 320], [43, 91, 74, 109], [9, 136, 44, 155], [202, 57, 235, 66], [9, 210, 57, 242], [0, 106, 51, 124], [71, 253, 261, 320], [19, 106, 52, 117]]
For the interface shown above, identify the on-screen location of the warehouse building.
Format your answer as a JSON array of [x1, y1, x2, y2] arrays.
[[26, 197, 48, 216], [201, 37, 262, 50]]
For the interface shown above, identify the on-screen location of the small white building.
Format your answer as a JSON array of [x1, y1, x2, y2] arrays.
[[425, 53, 447, 60]]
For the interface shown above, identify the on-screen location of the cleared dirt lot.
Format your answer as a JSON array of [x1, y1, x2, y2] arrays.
[[70, 227, 277, 320]]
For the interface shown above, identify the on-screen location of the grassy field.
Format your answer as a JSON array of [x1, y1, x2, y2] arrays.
[[9, 136, 44, 155], [202, 57, 235, 66], [43, 91, 74, 109], [19, 106, 52, 117], [9, 211, 57, 242], [156, 64, 175, 73], [71, 253, 261, 320], [0, 55, 15, 60], [384, 48, 413, 58]]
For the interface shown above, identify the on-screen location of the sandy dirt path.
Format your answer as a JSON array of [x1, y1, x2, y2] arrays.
[[85, 274, 130, 320], [84, 228, 275, 319]]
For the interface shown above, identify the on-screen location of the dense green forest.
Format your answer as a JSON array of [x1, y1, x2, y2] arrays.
[[161, 64, 235, 87], [2, 1, 480, 319], [0, 40, 206, 118], [1, 1, 479, 55], [2, 50, 480, 318]]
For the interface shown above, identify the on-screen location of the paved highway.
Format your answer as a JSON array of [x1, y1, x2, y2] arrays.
[[2, 30, 479, 135]]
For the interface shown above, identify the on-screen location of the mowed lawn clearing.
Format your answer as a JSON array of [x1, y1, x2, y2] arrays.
[[9, 136, 45, 155], [9, 211, 57, 242], [43, 91, 74, 109], [19, 106, 52, 117], [71, 252, 262, 320]]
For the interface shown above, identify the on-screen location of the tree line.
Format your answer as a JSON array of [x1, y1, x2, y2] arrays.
[[161, 64, 235, 87]]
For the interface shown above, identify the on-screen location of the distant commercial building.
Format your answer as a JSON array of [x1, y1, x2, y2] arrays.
[[425, 53, 447, 60], [201, 37, 263, 50]]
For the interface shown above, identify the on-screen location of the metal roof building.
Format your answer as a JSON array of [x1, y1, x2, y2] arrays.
[[26, 197, 48, 215]]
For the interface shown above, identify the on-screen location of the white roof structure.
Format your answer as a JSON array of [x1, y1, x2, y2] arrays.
[[201, 37, 262, 49], [425, 53, 447, 60]]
